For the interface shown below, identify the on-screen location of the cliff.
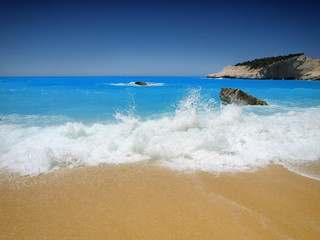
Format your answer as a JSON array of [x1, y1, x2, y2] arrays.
[[207, 54, 320, 80]]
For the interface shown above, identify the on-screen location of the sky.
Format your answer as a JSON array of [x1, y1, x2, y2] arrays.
[[1, 0, 320, 77]]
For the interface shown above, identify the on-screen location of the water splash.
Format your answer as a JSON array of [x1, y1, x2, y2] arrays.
[[0, 89, 320, 178]]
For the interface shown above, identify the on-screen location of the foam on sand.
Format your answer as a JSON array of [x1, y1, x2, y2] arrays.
[[1, 163, 320, 239]]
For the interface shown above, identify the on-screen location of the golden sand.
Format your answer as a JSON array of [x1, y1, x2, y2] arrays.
[[1, 163, 320, 239]]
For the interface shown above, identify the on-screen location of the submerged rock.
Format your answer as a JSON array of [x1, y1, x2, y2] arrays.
[[134, 81, 148, 86], [219, 88, 268, 105]]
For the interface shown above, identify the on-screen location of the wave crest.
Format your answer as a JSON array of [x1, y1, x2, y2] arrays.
[[1, 90, 320, 177], [107, 82, 164, 87]]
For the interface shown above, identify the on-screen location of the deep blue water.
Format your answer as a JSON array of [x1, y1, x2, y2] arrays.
[[1, 77, 320, 124]]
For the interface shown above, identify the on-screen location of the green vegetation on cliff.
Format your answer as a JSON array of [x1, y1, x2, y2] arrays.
[[235, 53, 304, 69]]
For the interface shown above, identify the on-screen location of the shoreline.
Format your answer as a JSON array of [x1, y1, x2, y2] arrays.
[[1, 163, 320, 239]]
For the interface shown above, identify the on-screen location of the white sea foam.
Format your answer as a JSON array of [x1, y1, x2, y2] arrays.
[[107, 82, 164, 86], [1, 90, 320, 177]]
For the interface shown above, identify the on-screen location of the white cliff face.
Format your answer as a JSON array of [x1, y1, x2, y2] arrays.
[[207, 65, 263, 79], [207, 55, 320, 80], [296, 55, 320, 80]]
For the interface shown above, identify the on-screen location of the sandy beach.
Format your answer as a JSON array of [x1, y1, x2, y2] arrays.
[[1, 163, 320, 239]]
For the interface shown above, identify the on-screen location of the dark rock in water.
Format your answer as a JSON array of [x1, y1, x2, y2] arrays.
[[219, 88, 268, 105], [134, 81, 148, 86]]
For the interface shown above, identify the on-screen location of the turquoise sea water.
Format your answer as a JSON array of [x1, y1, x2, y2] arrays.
[[1, 77, 320, 178]]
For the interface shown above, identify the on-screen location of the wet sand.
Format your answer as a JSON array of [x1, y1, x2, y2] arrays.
[[1, 163, 320, 239]]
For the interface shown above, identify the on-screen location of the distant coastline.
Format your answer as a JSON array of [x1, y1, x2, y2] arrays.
[[207, 54, 320, 80]]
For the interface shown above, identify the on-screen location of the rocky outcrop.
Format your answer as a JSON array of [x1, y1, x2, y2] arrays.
[[207, 55, 320, 80], [134, 81, 148, 86], [220, 88, 268, 105]]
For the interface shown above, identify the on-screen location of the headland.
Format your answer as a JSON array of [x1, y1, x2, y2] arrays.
[[207, 54, 320, 80]]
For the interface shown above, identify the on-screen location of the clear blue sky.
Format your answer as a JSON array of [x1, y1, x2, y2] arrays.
[[1, 0, 320, 77]]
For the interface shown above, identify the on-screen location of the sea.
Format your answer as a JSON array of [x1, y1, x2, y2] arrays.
[[1, 76, 320, 179]]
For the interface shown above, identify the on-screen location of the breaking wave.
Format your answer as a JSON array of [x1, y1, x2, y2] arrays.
[[1, 90, 320, 178]]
